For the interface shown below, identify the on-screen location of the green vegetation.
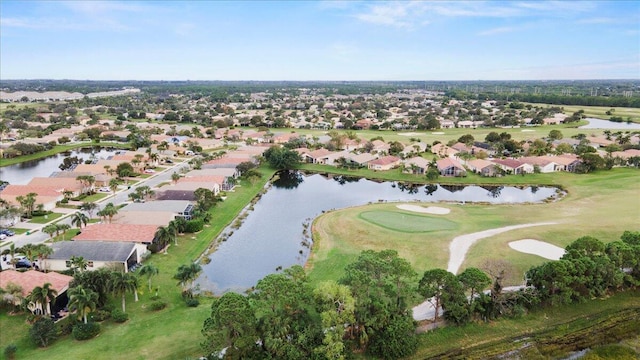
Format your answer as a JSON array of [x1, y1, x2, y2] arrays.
[[308, 168, 640, 286], [558, 104, 640, 123], [28, 212, 64, 224], [358, 210, 458, 233]]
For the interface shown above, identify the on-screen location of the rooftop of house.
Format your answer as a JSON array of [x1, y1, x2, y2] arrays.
[[120, 200, 192, 213], [369, 155, 400, 166], [73, 223, 158, 243], [0, 269, 73, 298], [49, 241, 137, 262]]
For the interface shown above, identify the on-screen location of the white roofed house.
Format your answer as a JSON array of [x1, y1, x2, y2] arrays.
[[402, 157, 430, 175], [519, 156, 560, 173], [436, 157, 467, 177]]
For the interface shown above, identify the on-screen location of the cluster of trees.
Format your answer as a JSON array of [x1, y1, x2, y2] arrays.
[[201, 232, 640, 360], [2, 142, 50, 159]]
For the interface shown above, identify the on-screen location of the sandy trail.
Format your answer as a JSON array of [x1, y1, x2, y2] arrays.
[[447, 222, 557, 274], [509, 239, 565, 260], [396, 204, 450, 215]]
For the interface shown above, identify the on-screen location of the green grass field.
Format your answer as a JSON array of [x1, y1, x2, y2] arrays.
[[559, 104, 640, 123], [28, 212, 64, 224], [359, 210, 458, 233], [307, 168, 640, 286]]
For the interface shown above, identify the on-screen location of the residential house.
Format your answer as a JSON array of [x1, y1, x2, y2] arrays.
[[120, 200, 195, 220], [368, 155, 401, 171], [519, 156, 560, 173], [28, 177, 85, 197], [402, 157, 430, 174], [73, 223, 157, 262], [185, 168, 238, 190], [431, 143, 459, 158], [553, 154, 582, 172], [466, 159, 499, 177], [345, 153, 378, 167], [45, 241, 138, 273], [436, 158, 467, 177], [370, 140, 391, 155], [0, 185, 63, 211], [491, 159, 534, 174], [0, 270, 73, 314], [302, 148, 334, 164], [400, 142, 427, 158]]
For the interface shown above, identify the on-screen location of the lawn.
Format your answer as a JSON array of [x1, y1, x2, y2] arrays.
[[7, 228, 29, 235], [307, 168, 640, 286], [82, 193, 109, 202], [28, 212, 64, 224], [0, 167, 277, 360], [556, 104, 640, 123]]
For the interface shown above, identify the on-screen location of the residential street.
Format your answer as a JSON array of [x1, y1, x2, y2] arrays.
[[1, 159, 191, 249]]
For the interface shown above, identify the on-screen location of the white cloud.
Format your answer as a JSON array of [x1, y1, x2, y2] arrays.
[[576, 17, 616, 24], [477, 26, 517, 36]]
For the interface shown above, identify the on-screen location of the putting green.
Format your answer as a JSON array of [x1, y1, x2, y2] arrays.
[[358, 210, 459, 233]]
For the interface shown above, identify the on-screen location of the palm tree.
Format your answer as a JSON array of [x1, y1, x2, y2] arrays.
[[67, 285, 98, 324], [171, 172, 181, 185], [109, 271, 137, 312], [42, 224, 58, 240], [70, 255, 88, 274], [97, 203, 118, 224], [80, 202, 98, 219], [29, 283, 57, 316], [137, 264, 159, 291], [108, 178, 119, 193], [71, 212, 89, 230], [155, 225, 176, 253], [18, 244, 38, 267], [56, 223, 71, 240], [34, 244, 53, 272], [16, 192, 37, 218], [174, 263, 202, 295]]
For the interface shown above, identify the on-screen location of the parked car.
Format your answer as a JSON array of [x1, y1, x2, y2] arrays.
[[144, 169, 155, 173], [15, 259, 32, 269], [0, 234, 6, 240], [98, 187, 111, 192], [0, 229, 14, 236]]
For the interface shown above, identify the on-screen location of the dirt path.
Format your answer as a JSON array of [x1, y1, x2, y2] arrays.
[[447, 222, 557, 274]]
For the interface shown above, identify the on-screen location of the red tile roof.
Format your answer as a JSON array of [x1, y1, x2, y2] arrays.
[[369, 155, 400, 166], [178, 175, 225, 184], [0, 270, 73, 298], [1, 185, 62, 197], [73, 223, 158, 243]]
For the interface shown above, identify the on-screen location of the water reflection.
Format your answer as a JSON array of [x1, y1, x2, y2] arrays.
[[198, 171, 561, 295]]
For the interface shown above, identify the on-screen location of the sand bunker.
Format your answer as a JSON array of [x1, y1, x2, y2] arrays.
[[447, 222, 556, 274], [399, 132, 420, 136], [521, 129, 536, 132], [431, 132, 445, 135], [509, 239, 565, 260], [396, 204, 450, 215]]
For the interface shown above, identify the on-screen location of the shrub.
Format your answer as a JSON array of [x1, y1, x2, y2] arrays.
[[111, 309, 129, 323], [185, 298, 200, 307], [56, 317, 73, 336], [184, 219, 204, 233], [149, 301, 167, 311], [4, 344, 17, 359], [72, 322, 101, 340], [29, 318, 57, 347], [91, 309, 111, 322]]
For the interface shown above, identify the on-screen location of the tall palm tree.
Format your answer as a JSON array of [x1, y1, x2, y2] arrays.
[[34, 244, 53, 272], [155, 226, 176, 253], [68, 285, 98, 324], [137, 264, 159, 291], [16, 192, 37, 218], [29, 283, 57, 316], [80, 202, 98, 219], [108, 178, 119, 193], [18, 244, 38, 266], [174, 263, 202, 294], [42, 224, 58, 240], [71, 212, 89, 230], [109, 271, 137, 312], [97, 203, 118, 224]]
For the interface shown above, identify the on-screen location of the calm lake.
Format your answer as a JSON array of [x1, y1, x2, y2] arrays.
[[197, 171, 560, 295], [579, 118, 640, 130], [0, 147, 119, 185]]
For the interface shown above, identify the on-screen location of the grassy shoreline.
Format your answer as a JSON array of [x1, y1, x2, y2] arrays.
[[0, 142, 131, 167]]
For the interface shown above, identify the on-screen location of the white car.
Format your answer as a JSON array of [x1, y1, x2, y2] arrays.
[[98, 187, 111, 192], [0, 234, 6, 240], [144, 169, 155, 174]]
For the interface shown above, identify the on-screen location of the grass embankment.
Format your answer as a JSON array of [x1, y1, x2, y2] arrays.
[[0, 142, 131, 167], [0, 167, 277, 360], [409, 290, 640, 359], [307, 168, 640, 286]]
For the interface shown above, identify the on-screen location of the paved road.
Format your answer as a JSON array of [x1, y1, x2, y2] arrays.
[[1, 159, 191, 249]]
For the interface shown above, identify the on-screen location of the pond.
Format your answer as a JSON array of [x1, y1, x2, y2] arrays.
[[579, 118, 640, 130], [0, 147, 120, 185], [197, 171, 561, 295]]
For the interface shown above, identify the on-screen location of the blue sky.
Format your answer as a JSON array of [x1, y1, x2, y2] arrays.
[[1, 1, 638, 80]]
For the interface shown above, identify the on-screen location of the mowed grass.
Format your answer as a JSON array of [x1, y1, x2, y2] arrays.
[[359, 210, 458, 233], [307, 168, 640, 286], [28, 212, 64, 224], [560, 104, 640, 123]]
